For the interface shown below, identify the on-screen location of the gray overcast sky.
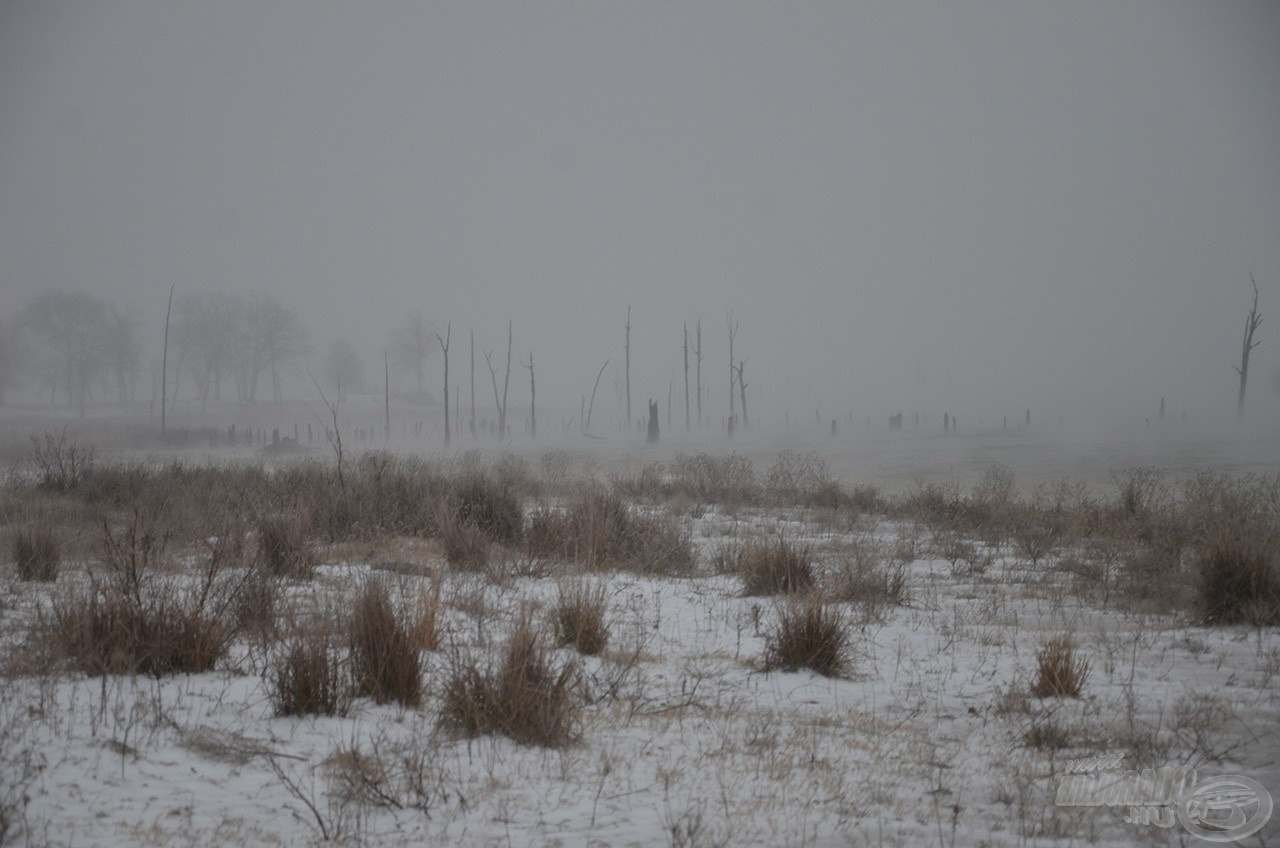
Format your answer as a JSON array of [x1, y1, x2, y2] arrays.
[[2, 1, 1278, 429]]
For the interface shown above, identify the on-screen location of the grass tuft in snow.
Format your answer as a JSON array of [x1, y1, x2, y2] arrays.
[[762, 599, 851, 678], [12, 522, 60, 582], [442, 610, 581, 746], [552, 579, 610, 656], [349, 578, 422, 707], [1030, 634, 1089, 698], [739, 538, 814, 597]]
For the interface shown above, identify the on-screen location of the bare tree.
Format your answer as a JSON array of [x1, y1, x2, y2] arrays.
[[102, 306, 142, 407], [525, 351, 536, 439], [735, 358, 749, 430], [322, 338, 365, 401], [308, 370, 346, 493], [436, 323, 451, 446], [1234, 273, 1263, 419], [260, 298, 312, 403], [389, 310, 432, 398], [174, 292, 242, 411], [0, 318, 28, 405], [469, 330, 477, 438], [683, 322, 690, 432], [23, 290, 109, 416], [483, 320, 513, 439], [584, 359, 610, 436], [695, 318, 703, 427], [727, 312, 738, 434], [160, 285, 173, 431], [625, 306, 632, 427]]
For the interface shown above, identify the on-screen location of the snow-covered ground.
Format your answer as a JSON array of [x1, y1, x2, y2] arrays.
[[2, 500, 1276, 847]]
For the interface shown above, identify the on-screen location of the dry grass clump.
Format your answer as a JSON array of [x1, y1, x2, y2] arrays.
[[448, 472, 524, 546], [257, 513, 317, 578], [12, 523, 60, 581], [828, 552, 908, 610], [270, 631, 350, 717], [442, 612, 581, 746], [47, 513, 250, 677], [435, 503, 490, 571], [762, 600, 851, 677], [349, 579, 422, 706], [669, 453, 759, 506], [552, 580, 610, 655], [525, 491, 696, 575], [1030, 635, 1090, 698], [409, 568, 443, 652], [739, 538, 815, 596], [1196, 540, 1280, 626], [764, 451, 842, 507], [28, 428, 95, 492]]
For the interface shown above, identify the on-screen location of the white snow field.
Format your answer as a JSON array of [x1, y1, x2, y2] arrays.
[[1, 447, 1277, 847]]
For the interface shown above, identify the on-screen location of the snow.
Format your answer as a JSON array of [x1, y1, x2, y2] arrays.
[[2, 505, 1277, 847]]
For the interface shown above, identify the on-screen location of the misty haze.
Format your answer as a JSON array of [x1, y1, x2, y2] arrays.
[[0, 3, 1277, 846]]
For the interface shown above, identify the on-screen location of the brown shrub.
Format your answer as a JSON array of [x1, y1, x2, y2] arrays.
[[762, 600, 851, 677], [740, 538, 814, 596], [1197, 540, 1280, 626], [349, 579, 421, 706], [270, 631, 350, 717], [553, 580, 610, 655], [12, 523, 60, 581], [441, 612, 581, 747], [257, 513, 317, 578], [1030, 635, 1089, 698]]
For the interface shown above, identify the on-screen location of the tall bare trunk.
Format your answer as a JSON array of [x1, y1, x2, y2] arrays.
[[1235, 273, 1262, 419], [436, 323, 451, 445], [161, 284, 173, 433]]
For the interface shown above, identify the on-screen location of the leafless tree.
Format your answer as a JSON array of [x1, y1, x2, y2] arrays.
[[584, 359, 610, 436], [525, 351, 536, 439], [235, 295, 312, 404], [22, 290, 109, 415], [102, 306, 142, 407], [735, 358, 749, 430], [1234, 273, 1263, 419], [727, 312, 738, 434], [436, 322, 451, 445], [389, 310, 432, 398], [469, 330, 477, 438], [695, 318, 703, 427], [683, 322, 690, 432], [322, 338, 364, 401], [483, 320, 513, 439], [0, 317, 28, 405], [625, 306, 632, 426], [174, 292, 242, 411], [160, 285, 173, 431]]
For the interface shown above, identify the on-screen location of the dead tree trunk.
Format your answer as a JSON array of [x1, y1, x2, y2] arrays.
[[624, 306, 632, 427], [584, 359, 610, 435], [161, 284, 173, 434], [469, 330, 476, 438], [683, 322, 690, 432], [727, 313, 738, 435], [695, 319, 702, 427], [1234, 273, 1263, 419], [525, 351, 536, 439], [736, 358, 749, 430], [436, 322, 451, 446], [501, 320, 512, 437]]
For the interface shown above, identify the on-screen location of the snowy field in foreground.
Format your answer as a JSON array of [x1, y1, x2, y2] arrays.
[[2, 500, 1276, 847]]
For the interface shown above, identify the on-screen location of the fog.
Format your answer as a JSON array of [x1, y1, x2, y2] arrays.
[[3, 1, 1279, 434]]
